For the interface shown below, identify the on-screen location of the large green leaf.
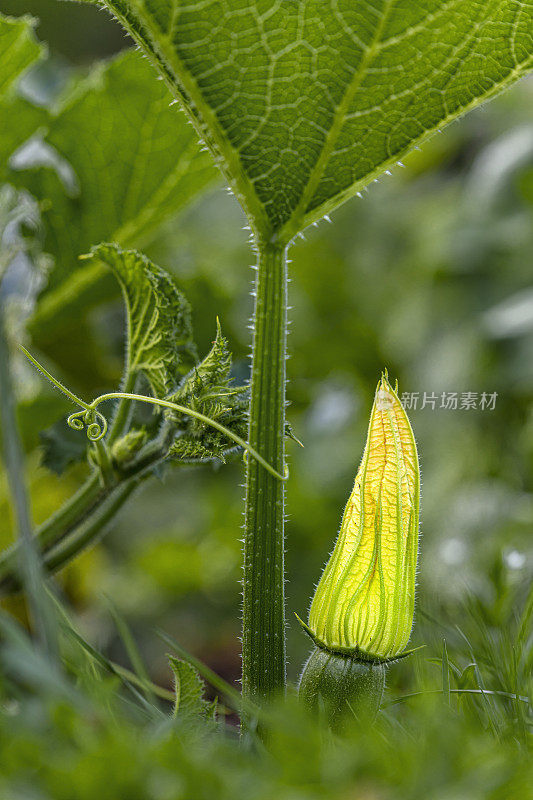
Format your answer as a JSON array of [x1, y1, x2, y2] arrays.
[[0, 18, 218, 297], [0, 95, 45, 179], [0, 13, 41, 97], [0, 15, 45, 170], [77, 0, 533, 242], [0, 15, 218, 379], [19, 49, 219, 292], [13, 47, 219, 384]]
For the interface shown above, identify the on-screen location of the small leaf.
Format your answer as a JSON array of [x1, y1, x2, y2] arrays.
[[107, 598, 155, 704], [169, 655, 208, 719], [167, 322, 248, 464], [204, 698, 219, 723], [84, 243, 196, 397], [39, 417, 87, 475], [178, 320, 232, 393]]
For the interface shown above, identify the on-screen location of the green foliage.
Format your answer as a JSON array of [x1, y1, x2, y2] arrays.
[[84, 243, 196, 397], [0, 13, 45, 188], [167, 321, 248, 463], [0, 578, 531, 799], [0, 15, 218, 275], [52, 243, 250, 468], [0, 224, 251, 588], [78, 0, 532, 240], [21, 243, 251, 486]]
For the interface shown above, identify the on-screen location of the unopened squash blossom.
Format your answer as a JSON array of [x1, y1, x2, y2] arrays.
[[299, 374, 420, 729]]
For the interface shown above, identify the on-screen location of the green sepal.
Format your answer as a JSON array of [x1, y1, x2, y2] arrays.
[[295, 613, 422, 665]]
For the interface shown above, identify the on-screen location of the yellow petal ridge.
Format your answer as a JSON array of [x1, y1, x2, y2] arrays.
[[308, 375, 420, 659]]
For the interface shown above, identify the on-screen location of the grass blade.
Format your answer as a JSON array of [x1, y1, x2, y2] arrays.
[[442, 639, 451, 707], [0, 300, 59, 663], [105, 596, 155, 704]]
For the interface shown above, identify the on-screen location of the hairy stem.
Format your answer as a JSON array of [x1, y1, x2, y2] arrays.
[[0, 461, 156, 595], [0, 477, 142, 594], [242, 240, 288, 704], [107, 372, 137, 445], [43, 477, 141, 575], [0, 436, 168, 595], [0, 472, 102, 588], [93, 440, 115, 487]]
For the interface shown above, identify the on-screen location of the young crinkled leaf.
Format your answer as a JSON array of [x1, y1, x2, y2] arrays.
[[71, 0, 533, 240], [82, 243, 196, 397], [167, 321, 248, 464], [34, 244, 250, 474]]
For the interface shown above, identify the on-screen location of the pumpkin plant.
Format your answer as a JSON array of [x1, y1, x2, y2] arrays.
[[1, 2, 532, 723]]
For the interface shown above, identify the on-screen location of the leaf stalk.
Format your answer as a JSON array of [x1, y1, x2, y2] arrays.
[[242, 240, 288, 705]]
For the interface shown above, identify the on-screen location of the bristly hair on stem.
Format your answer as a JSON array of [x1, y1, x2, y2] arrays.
[[242, 241, 288, 707]]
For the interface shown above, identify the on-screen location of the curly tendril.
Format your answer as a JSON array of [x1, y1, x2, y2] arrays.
[[67, 409, 108, 442]]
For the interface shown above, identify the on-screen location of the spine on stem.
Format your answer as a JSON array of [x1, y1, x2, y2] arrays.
[[242, 240, 288, 704]]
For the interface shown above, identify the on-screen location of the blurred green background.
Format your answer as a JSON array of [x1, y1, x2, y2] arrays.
[[1, 0, 532, 709]]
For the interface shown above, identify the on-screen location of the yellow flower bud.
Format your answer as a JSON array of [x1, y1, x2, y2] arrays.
[[307, 374, 420, 661]]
